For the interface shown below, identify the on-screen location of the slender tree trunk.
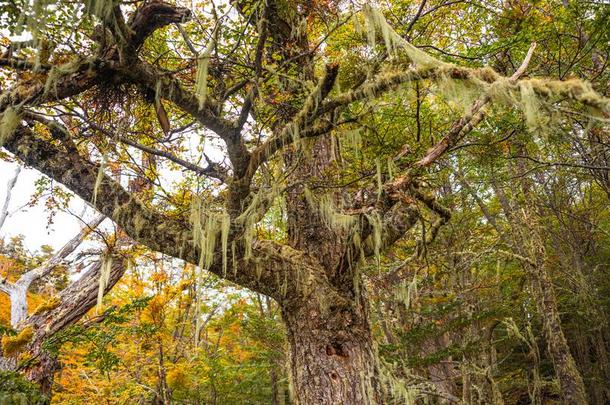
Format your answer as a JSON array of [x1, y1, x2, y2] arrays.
[[281, 281, 381, 404], [491, 153, 589, 404], [524, 261, 588, 405], [270, 366, 281, 405]]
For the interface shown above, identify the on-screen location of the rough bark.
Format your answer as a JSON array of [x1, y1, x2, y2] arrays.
[[281, 275, 381, 404], [525, 261, 588, 405]]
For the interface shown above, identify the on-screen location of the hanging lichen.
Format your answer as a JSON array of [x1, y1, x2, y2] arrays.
[[190, 197, 216, 269], [43, 59, 82, 97], [188, 195, 230, 345], [394, 273, 418, 309], [92, 152, 108, 207], [221, 212, 230, 277], [195, 39, 215, 110], [379, 360, 418, 404], [96, 255, 113, 311], [376, 158, 382, 200], [435, 74, 481, 112], [519, 81, 547, 132], [235, 185, 280, 260], [303, 188, 356, 231], [364, 211, 383, 268], [343, 127, 362, 151], [360, 5, 442, 69], [84, 0, 116, 22], [387, 157, 396, 181], [355, 5, 610, 133]]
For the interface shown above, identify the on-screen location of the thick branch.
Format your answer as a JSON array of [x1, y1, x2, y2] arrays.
[[2, 125, 301, 298], [0, 59, 103, 113], [3, 125, 195, 264], [128, 1, 192, 51], [25, 256, 128, 351], [0, 57, 52, 72]]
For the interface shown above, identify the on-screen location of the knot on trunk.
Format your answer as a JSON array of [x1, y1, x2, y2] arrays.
[[326, 340, 349, 358]]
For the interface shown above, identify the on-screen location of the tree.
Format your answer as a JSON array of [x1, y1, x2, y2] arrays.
[[0, 214, 103, 328], [1, 0, 608, 403]]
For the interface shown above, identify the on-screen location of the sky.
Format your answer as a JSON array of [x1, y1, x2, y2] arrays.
[[0, 159, 93, 252]]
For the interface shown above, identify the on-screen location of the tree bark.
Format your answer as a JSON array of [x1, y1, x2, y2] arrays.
[[281, 276, 381, 405]]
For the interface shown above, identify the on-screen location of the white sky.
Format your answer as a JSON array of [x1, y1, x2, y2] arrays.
[[0, 160, 89, 252]]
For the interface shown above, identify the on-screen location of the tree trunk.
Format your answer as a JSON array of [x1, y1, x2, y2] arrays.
[[281, 283, 381, 405], [525, 262, 588, 405]]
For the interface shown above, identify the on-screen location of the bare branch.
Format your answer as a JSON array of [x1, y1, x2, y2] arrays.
[[0, 165, 21, 231], [118, 136, 228, 182], [15, 214, 105, 289]]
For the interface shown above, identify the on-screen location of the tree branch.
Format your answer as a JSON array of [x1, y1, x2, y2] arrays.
[[2, 124, 302, 298], [15, 214, 105, 289], [122, 61, 252, 176], [415, 43, 536, 167], [0, 165, 21, 231], [247, 64, 339, 177]]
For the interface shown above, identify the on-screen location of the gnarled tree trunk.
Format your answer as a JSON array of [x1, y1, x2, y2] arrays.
[[282, 279, 381, 404]]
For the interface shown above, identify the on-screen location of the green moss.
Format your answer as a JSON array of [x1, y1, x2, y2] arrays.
[[1, 327, 34, 357], [0, 107, 21, 147], [32, 297, 61, 315]]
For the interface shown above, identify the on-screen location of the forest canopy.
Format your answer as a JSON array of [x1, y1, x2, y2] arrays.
[[0, 0, 609, 404]]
